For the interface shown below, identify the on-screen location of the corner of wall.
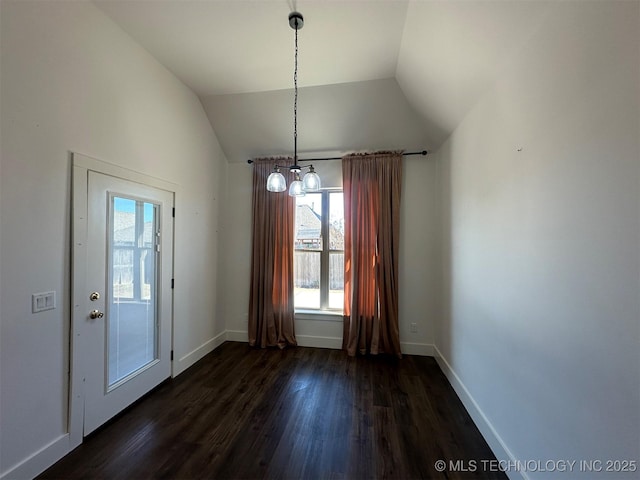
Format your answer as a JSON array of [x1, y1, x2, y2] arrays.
[[432, 346, 526, 480], [174, 330, 228, 377]]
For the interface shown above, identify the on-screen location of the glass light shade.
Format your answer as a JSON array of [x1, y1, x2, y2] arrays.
[[288, 176, 305, 197], [266, 171, 286, 192], [302, 171, 321, 191]]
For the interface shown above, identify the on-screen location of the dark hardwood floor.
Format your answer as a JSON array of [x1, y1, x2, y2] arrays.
[[39, 342, 506, 479]]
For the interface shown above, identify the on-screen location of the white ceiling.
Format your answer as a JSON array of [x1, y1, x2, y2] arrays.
[[95, 0, 411, 96], [94, 0, 554, 161]]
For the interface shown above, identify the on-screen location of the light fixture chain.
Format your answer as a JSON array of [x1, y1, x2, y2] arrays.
[[294, 19, 298, 165]]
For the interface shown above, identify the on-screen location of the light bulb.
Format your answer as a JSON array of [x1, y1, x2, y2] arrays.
[[266, 168, 286, 192], [302, 166, 321, 191], [288, 173, 305, 197]]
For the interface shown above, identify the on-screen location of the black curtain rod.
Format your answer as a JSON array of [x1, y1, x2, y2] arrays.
[[246, 150, 428, 164]]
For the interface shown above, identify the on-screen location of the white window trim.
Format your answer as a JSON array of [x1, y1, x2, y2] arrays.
[[294, 188, 344, 316], [295, 310, 343, 322]]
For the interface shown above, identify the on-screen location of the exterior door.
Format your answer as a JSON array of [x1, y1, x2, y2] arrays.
[[81, 170, 174, 435]]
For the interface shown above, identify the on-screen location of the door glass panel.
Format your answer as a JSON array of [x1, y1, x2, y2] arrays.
[[108, 196, 158, 387]]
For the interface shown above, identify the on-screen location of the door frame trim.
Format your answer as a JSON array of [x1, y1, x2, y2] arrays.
[[69, 152, 177, 449]]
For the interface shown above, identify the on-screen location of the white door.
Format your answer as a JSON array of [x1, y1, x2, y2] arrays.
[[82, 170, 174, 435]]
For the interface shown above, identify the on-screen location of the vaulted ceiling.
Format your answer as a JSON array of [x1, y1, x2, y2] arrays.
[[94, 0, 553, 162]]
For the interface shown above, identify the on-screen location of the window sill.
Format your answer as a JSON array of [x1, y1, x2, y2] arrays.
[[295, 310, 343, 322]]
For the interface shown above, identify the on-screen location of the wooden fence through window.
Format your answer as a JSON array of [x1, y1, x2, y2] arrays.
[[294, 251, 344, 290]]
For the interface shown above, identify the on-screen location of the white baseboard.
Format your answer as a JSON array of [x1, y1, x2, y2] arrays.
[[400, 342, 434, 356], [433, 345, 526, 480], [296, 334, 342, 349], [224, 332, 434, 356], [0, 434, 69, 480], [295, 338, 435, 355], [225, 330, 247, 342], [174, 330, 227, 376], [224, 331, 342, 350], [225, 331, 342, 350]]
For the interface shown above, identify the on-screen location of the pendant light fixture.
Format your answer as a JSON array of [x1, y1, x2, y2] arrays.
[[266, 11, 321, 196]]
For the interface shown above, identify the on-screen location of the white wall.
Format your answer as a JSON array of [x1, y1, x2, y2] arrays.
[[202, 78, 432, 163], [436, 2, 639, 478], [220, 157, 439, 354], [0, 1, 226, 477], [399, 155, 440, 354]]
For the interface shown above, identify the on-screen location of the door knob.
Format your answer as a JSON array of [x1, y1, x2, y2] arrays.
[[89, 292, 100, 301], [89, 310, 104, 319]]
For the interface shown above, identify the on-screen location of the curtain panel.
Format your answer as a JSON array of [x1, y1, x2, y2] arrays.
[[248, 158, 297, 348], [342, 152, 403, 357]]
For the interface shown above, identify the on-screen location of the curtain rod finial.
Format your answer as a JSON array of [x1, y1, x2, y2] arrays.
[[247, 159, 254, 164]]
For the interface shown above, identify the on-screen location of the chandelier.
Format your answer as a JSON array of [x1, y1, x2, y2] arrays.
[[266, 11, 321, 196]]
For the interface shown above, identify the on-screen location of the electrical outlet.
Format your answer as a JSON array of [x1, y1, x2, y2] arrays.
[[410, 322, 417, 333]]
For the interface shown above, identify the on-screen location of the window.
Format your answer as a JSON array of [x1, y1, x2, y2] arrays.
[[294, 190, 344, 311], [111, 197, 157, 303]]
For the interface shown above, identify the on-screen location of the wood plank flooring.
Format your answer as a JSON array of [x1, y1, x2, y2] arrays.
[[39, 342, 506, 479]]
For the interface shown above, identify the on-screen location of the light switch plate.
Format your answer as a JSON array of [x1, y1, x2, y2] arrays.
[[32, 291, 56, 313]]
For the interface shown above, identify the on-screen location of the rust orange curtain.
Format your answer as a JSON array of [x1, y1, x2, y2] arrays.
[[248, 158, 297, 348], [342, 152, 402, 357]]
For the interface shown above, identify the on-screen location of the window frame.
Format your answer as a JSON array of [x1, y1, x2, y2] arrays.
[[294, 188, 344, 314]]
